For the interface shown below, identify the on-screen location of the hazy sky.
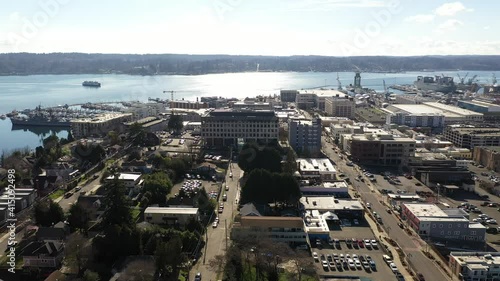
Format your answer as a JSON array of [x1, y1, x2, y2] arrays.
[[0, 0, 498, 56]]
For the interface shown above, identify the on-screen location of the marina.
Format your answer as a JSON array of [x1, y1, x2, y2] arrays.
[[0, 71, 498, 154]]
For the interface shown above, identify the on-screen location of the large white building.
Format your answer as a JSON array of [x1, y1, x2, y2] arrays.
[[449, 252, 500, 281], [383, 102, 483, 128], [71, 113, 132, 139], [144, 207, 199, 226], [124, 102, 167, 119], [201, 109, 279, 147], [296, 158, 336, 181], [288, 117, 322, 155], [401, 203, 485, 242]]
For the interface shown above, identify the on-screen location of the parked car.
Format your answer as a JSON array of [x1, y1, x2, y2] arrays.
[[212, 221, 218, 228], [312, 252, 319, 262], [389, 262, 398, 273]]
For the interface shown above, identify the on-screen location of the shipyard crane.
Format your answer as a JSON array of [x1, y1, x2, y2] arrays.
[[457, 72, 469, 84]]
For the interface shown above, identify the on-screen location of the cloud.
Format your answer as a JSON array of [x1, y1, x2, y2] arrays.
[[434, 2, 473, 16], [287, 0, 387, 11], [437, 19, 464, 31], [404, 14, 435, 23], [484, 26, 491, 30]]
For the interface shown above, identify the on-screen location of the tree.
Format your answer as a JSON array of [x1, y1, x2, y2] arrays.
[[282, 149, 297, 175], [67, 203, 90, 234], [167, 113, 183, 133], [74, 143, 106, 165], [238, 143, 282, 173], [143, 172, 173, 205], [155, 235, 183, 277], [83, 270, 100, 281], [107, 131, 120, 145], [129, 122, 146, 146], [101, 175, 133, 227], [241, 170, 300, 206], [64, 232, 92, 275], [33, 199, 64, 227]]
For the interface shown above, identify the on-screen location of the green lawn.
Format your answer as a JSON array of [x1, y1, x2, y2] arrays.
[[49, 189, 66, 200], [131, 207, 141, 221]]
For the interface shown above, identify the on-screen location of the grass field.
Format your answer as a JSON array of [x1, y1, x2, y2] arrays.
[[49, 189, 66, 200]]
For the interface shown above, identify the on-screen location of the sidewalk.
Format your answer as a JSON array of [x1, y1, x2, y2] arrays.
[[363, 206, 413, 281]]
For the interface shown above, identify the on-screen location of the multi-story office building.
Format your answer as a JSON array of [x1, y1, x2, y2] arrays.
[[296, 158, 336, 182], [70, 113, 132, 139], [295, 91, 316, 110], [280, 90, 298, 103], [401, 203, 485, 242], [231, 216, 307, 246], [295, 89, 347, 111], [449, 252, 500, 281], [288, 117, 322, 155], [324, 96, 355, 118], [443, 125, 500, 149], [346, 132, 416, 166], [169, 100, 208, 110], [201, 109, 279, 147], [473, 146, 500, 172]]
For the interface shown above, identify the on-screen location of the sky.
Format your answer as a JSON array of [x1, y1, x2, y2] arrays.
[[0, 0, 498, 56]]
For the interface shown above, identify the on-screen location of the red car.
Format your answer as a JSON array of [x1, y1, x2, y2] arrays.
[[358, 240, 364, 248]]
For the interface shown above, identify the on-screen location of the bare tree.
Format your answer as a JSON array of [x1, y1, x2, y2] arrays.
[[208, 254, 226, 275], [64, 232, 93, 275], [119, 259, 155, 281]]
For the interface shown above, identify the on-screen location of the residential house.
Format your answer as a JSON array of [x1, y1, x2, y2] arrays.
[[22, 241, 64, 268]]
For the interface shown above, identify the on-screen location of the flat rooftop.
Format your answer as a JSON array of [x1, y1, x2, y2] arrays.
[[106, 173, 141, 181], [297, 158, 335, 173], [300, 196, 363, 211], [424, 102, 484, 116], [403, 203, 448, 217], [240, 216, 304, 228], [71, 113, 131, 123], [451, 252, 500, 265], [144, 207, 198, 215]]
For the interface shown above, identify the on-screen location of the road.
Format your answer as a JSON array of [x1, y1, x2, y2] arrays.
[[321, 135, 451, 281], [190, 162, 242, 281]]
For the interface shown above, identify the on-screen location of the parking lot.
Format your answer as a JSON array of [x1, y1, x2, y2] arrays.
[[311, 221, 399, 280]]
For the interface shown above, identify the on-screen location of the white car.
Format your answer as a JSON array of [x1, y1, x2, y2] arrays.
[[389, 262, 398, 273], [488, 219, 498, 224], [364, 239, 372, 248], [370, 239, 378, 248], [312, 252, 319, 261], [212, 221, 218, 228], [355, 260, 362, 269], [348, 260, 356, 269]]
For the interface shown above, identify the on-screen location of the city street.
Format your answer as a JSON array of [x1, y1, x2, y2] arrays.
[[321, 135, 451, 281], [190, 162, 242, 281]]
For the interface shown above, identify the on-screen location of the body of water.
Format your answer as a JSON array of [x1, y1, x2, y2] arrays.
[[0, 71, 497, 153]]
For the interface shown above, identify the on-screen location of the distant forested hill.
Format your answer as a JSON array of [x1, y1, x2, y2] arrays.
[[0, 53, 499, 75]]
